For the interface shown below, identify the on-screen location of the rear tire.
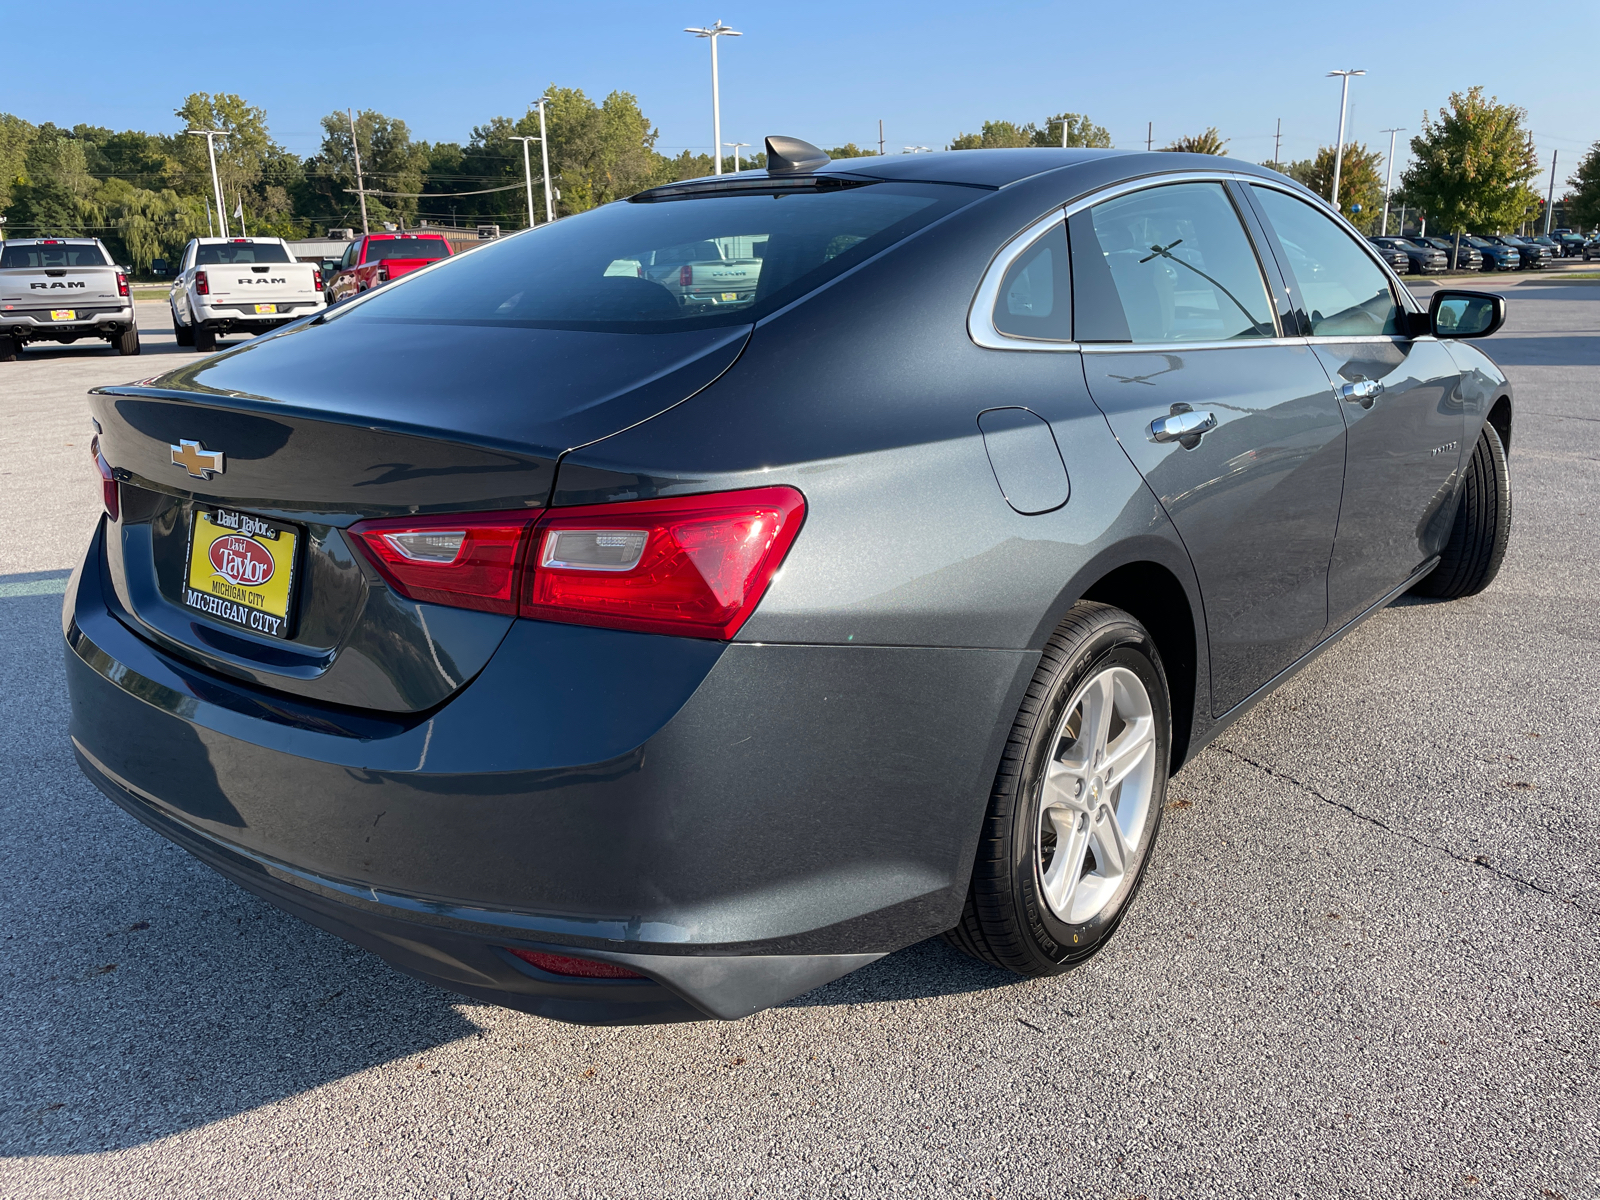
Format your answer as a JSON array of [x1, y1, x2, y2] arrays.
[[945, 602, 1172, 976], [0, 334, 17, 362], [116, 327, 141, 356], [173, 307, 195, 347], [1411, 422, 1511, 599], [193, 323, 217, 353]]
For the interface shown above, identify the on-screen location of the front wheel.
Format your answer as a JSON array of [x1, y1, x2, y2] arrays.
[[945, 602, 1172, 976], [1411, 422, 1511, 599]]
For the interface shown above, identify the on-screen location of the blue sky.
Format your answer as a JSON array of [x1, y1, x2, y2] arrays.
[[8, 1, 1597, 178]]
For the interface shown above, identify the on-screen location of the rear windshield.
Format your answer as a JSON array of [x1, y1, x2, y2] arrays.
[[342, 181, 975, 332], [1, 243, 107, 268], [195, 242, 292, 265], [364, 238, 451, 262]]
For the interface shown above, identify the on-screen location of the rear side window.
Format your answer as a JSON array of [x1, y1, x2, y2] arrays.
[[1070, 182, 1275, 343], [364, 238, 451, 262], [1, 243, 107, 268], [1252, 186, 1402, 337], [195, 242, 292, 265], [343, 181, 975, 332], [992, 221, 1071, 341]]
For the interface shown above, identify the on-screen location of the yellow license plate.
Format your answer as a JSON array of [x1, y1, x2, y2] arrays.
[[253, 303, 278, 315], [184, 509, 300, 639], [50, 309, 76, 321], [720, 293, 738, 302]]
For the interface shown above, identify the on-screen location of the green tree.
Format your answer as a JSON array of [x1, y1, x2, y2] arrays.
[[949, 120, 1031, 150], [9, 125, 102, 236], [1290, 143, 1386, 231], [1400, 86, 1540, 239], [1031, 113, 1112, 148], [306, 108, 430, 229], [0, 112, 39, 215], [170, 93, 283, 222], [1161, 128, 1228, 156], [825, 143, 876, 159], [1566, 141, 1600, 231]]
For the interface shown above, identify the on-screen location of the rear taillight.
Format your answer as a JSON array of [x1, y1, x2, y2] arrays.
[[116, 272, 129, 297], [90, 436, 118, 521], [524, 488, 805, 639], [679, 265, 693, 287], [194, 270, 209, 295], [346, 487, 805, 640], [505, 949, 643, 979], [346, 511, 533, 615]]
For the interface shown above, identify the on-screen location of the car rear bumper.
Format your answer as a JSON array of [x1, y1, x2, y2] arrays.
[[64, 519, 1029, 1022], [193, 300, 323, 331], [2, 306, 135, 338]]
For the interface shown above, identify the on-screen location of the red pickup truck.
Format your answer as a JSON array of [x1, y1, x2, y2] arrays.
[[326, 232, 453, 303]]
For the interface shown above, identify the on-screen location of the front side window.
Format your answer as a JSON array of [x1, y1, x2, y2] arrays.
[[195, 241, 292, 265], [341, 181, 974, 333], [1252, 186, 1403, 337], [1069, 181, 1275, 344], [991, 221, 1071, 341]]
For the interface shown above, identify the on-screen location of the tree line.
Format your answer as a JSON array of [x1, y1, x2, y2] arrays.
[[3, 84, 1593, 276]]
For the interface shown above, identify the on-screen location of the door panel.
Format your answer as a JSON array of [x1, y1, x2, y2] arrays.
[[1310, 339, 1468, 625], [1082, 346, 1346, 715]]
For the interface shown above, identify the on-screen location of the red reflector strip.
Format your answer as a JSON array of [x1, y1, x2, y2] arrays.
[[347, 511, 534, 615], [522, 487, 806, 640], [505, 949, 644, 979], [91, 437, 118, 522]]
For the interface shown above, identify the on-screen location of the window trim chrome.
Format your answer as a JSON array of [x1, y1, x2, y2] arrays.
[[968, 168, 1422, 353]]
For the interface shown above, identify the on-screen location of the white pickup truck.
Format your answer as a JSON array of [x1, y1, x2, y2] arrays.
[[170, 237, 325, 352], [607, 238, 765, 310], [0, 238, 139, 361]]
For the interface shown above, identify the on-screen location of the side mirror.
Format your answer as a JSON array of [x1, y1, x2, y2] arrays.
[[1430, 289, 1505, 339]]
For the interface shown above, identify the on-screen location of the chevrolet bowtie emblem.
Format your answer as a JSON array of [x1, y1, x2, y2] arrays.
[[171, 439, 225, 479]]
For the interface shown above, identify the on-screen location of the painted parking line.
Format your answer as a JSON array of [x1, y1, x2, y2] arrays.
[[0, 575, 70, 598]]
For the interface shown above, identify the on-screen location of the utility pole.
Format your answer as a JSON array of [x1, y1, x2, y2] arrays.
[[509, 135, 539, 228], [1060, 116, 1068, 148], [1379, 127, 1405, 235], [878, 119, 885, 156], [1326, 69, 1365, 210], [1146, 122, 1152, 152], [685, 21, 741, 175], [531, 98, 554, 222], [1274, 118, 1282, 164], [725, 142, 749, 172], [186, 129, 230, 239], [347, 109, 370, 234], [1544, 149, 1559, 235]]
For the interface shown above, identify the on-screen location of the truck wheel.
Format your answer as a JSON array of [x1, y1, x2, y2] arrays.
[[194, 324, 217, 353], [0, 334, 17, 362], [173, 307, 195, 347], [116, 327, 141, 356]]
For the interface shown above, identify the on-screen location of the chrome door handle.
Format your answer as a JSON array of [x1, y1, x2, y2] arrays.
[[1340, 378, 1384, 406], [1148, 410, 1217, 444]]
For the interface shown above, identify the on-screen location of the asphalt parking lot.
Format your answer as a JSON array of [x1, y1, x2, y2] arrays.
[[1, 289, 1596, 1199]]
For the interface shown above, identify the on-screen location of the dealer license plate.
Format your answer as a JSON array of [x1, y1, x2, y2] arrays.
[[253, 303, 278, 315], [50, 309, 76, 321], [184, 508, 300, 639], [720, 293, 738, 302]]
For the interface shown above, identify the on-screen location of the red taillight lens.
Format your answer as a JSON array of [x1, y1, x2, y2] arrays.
[[679, 264, 693, 287], [194, 270, 210, 295], [505, 949, 643, 979], [345, 487, 805, 639], [347, 511, 535, 615], [522, 487, 805, 640], [116, 272, 129, 297], [91, 436, 118, 521]]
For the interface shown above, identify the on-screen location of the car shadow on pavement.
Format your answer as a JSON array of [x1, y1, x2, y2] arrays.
[[1471, 332, 1600, 367]]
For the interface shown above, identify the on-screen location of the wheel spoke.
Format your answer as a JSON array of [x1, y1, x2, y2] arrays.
[[1041, 808, 1091, 915], [1085, 672, 1117, 770], [1101, 715, 1155, 790], [1092, 802, 1130, 878], [1041, 758, 1091, 815]]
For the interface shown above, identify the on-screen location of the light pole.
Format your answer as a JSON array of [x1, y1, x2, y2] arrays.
[[509, 135, 539, 228], [186, 129, 230, 239], [528, 98, 554, 222], [1379, 126, 1405, 235], [685, 21, 741, 175], [1544, 150, 1559, 235], [903, 145, 930, 154], [724, 141, 749, 172], [346, 109, 370, 234], [1326, 69, 1365, 212]]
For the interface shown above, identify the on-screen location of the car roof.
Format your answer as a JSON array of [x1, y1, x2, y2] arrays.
[[7, 237, 100, 245], [193, 236, 286, 244]]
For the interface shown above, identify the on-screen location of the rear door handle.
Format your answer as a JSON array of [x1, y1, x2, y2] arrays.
[[1340, 378, 1384, 406], [1148, 410, 1217, 444]]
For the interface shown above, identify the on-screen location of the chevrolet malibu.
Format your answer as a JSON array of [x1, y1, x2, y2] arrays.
[[67, 139, 1514, 1024]]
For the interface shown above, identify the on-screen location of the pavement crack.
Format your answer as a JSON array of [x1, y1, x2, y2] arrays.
[[1213, 745, 1593, 916]]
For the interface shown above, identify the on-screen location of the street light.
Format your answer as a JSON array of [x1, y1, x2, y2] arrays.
[[685, 21, 741, 175], [509, 135, 540, 228], [1379, 126, 1405, 236], [530, 98, 554, 222], [903, 145, 930, 154], [1326, 69, 1365, 212], [185, 129, 230, 239], [724, 141, 750, 173]]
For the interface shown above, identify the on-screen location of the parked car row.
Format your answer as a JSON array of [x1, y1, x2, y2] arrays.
[[1363, 230, 1600, 273]]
